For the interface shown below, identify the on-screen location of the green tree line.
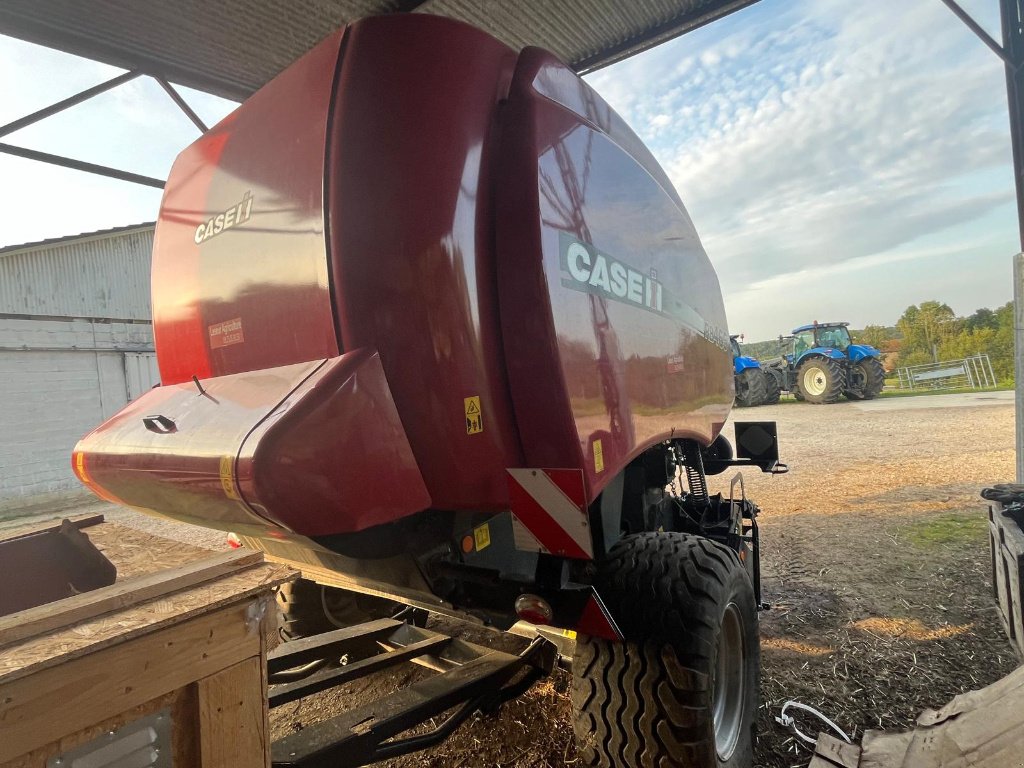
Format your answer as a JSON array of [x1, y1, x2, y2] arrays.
[[737, 299, 1016, 383]]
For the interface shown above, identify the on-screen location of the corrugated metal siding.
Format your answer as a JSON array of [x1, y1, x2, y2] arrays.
[[0, 226, 154, 320]]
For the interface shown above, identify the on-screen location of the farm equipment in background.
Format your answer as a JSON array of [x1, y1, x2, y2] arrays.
[[70, 15, 785, 768], [762, 322, 885, 404], [731, 334, 767, 407]]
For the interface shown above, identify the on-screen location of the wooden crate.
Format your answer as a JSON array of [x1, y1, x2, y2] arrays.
[[0, 518, 294, 767], [989, 503, 1024, 658]]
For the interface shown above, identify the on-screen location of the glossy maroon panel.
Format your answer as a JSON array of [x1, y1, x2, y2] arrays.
[[73, 351, 431, 538], [237, 349, 431, 535], [72, 360, 326, 533], [496, 49, 733, 501], [153, 29, 343, 386], [327, 16, 524, 512]]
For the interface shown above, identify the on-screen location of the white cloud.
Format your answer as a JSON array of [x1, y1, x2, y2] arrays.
[[587, 0, 1018, 334]]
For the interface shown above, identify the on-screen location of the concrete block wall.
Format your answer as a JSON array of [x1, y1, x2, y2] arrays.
[[0, 318, 155, 515]]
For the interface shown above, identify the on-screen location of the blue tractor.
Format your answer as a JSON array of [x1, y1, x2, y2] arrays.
[[762, 322, 885, 404], [731, 334, 776, 407]]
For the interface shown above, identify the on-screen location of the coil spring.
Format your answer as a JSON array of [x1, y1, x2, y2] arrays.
[[681, 441, 709, 506]]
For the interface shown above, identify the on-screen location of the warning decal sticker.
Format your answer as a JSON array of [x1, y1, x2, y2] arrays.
[[219, 455, 240, 501], [464, 396, 483, 435], [474, 523, 491, 551], [593, 439, 604, 473]]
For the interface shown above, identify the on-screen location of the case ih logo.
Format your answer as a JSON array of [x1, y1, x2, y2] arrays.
[[558, 233, 731, 354], [194, 192, 253, 244], [560, 234, 663, 312]]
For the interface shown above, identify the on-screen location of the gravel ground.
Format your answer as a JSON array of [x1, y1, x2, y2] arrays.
[[9, 391, 1019, 767]]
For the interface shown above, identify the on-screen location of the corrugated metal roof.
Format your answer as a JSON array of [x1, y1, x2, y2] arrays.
[[0, 222, 155, 257], [0, 225, 155, 320], [0, 1, 758, 101]]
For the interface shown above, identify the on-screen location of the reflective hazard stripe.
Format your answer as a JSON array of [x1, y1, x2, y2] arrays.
[[576, 590, 623, 640], [507, 468, 592, 560]]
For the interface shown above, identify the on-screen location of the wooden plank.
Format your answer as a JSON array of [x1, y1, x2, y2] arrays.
[[85, 522, 225, 580], [1, 688, 187, 768], [197, 657, 269, 768], [0, 562, 294, 683], [0, 601, 263, 763], [0, 513, 104, 542], [0, 549, 264, 648]]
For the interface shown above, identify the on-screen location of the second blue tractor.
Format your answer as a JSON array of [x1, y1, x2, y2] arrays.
[[762, 322, 885, 404]]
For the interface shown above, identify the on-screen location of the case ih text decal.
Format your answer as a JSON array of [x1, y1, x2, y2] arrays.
[[194, 191, 254, 244], [559, 233, 730, 353]]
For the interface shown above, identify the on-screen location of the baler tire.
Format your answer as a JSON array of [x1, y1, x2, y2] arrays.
[[571, 533, 758, 768], [762, 370, 781, 405], [846, 357, 885, 400], [734, 367, 767, 408], [796, 356, 845, 404]]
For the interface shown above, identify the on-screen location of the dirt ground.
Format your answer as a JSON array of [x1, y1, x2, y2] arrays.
[[27, 392, 1019, 766]]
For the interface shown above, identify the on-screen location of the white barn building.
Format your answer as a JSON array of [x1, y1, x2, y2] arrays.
[[0, 223, 159, 515]]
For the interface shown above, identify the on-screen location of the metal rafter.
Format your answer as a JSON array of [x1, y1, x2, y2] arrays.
[[0, 69, 210, 188]]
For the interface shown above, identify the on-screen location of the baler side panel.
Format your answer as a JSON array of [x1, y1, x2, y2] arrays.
[[152, 29, 344, 386], [497, 49, 733, 503], [327, 16, 525, 512]]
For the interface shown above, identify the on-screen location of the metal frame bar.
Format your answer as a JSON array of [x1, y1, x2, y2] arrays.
[[0, 70, 141, 138], [938, 0, 1024, 249], [1, 67, 209, 189], [267, 620, 555, 768], [0, 143, 165, 188], [939, 0, 1017, 68], [154, 76, 208, 132], [1000, 0, 1024, 251]]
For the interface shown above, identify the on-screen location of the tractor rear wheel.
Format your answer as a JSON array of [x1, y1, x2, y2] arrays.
[[571, 533, 758, 768], [734, 367, 767, 408], [845, 357, 885, 400], [762, 370, 781, 405], [796, 357, 845, 404]]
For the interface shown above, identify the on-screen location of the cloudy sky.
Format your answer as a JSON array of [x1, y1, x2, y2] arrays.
[[0, 0, 1017, 337]]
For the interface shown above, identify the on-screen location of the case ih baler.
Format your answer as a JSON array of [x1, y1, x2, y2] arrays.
[[73, 15, 783, 768]]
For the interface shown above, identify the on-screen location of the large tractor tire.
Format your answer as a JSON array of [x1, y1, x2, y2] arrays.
[[845, 357, 885, 400], [572, 533, 759, 768], [734, 367, 767, 408], [762, 370, 781, 405], [276, 578, 424, 645], [796, 356, 845, 404]]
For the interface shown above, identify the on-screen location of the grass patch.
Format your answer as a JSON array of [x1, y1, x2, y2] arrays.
[[903, 513, 988, 548], [878, 385, 1012, 399]]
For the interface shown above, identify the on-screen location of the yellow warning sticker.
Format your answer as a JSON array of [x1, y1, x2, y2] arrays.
[[474, 523, 491, 551], [219, 455, 240, 501], [593, 439, 604, 473], [561, 629, 578, 640], [464, 396, 483, 435]]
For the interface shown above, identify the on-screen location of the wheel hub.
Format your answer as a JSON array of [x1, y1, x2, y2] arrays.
[[802, 366, 827, 396], [713, 602, 746, 761]]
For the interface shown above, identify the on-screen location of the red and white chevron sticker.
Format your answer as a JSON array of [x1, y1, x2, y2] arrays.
[[507, 468, 593, 560]]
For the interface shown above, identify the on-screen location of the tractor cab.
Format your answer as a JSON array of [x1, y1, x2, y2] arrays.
[[792, 322, 852, 359]]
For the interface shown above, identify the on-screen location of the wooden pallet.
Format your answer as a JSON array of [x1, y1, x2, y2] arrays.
[[0, 517, 295, 767], [989, 503, 1024, 657]]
